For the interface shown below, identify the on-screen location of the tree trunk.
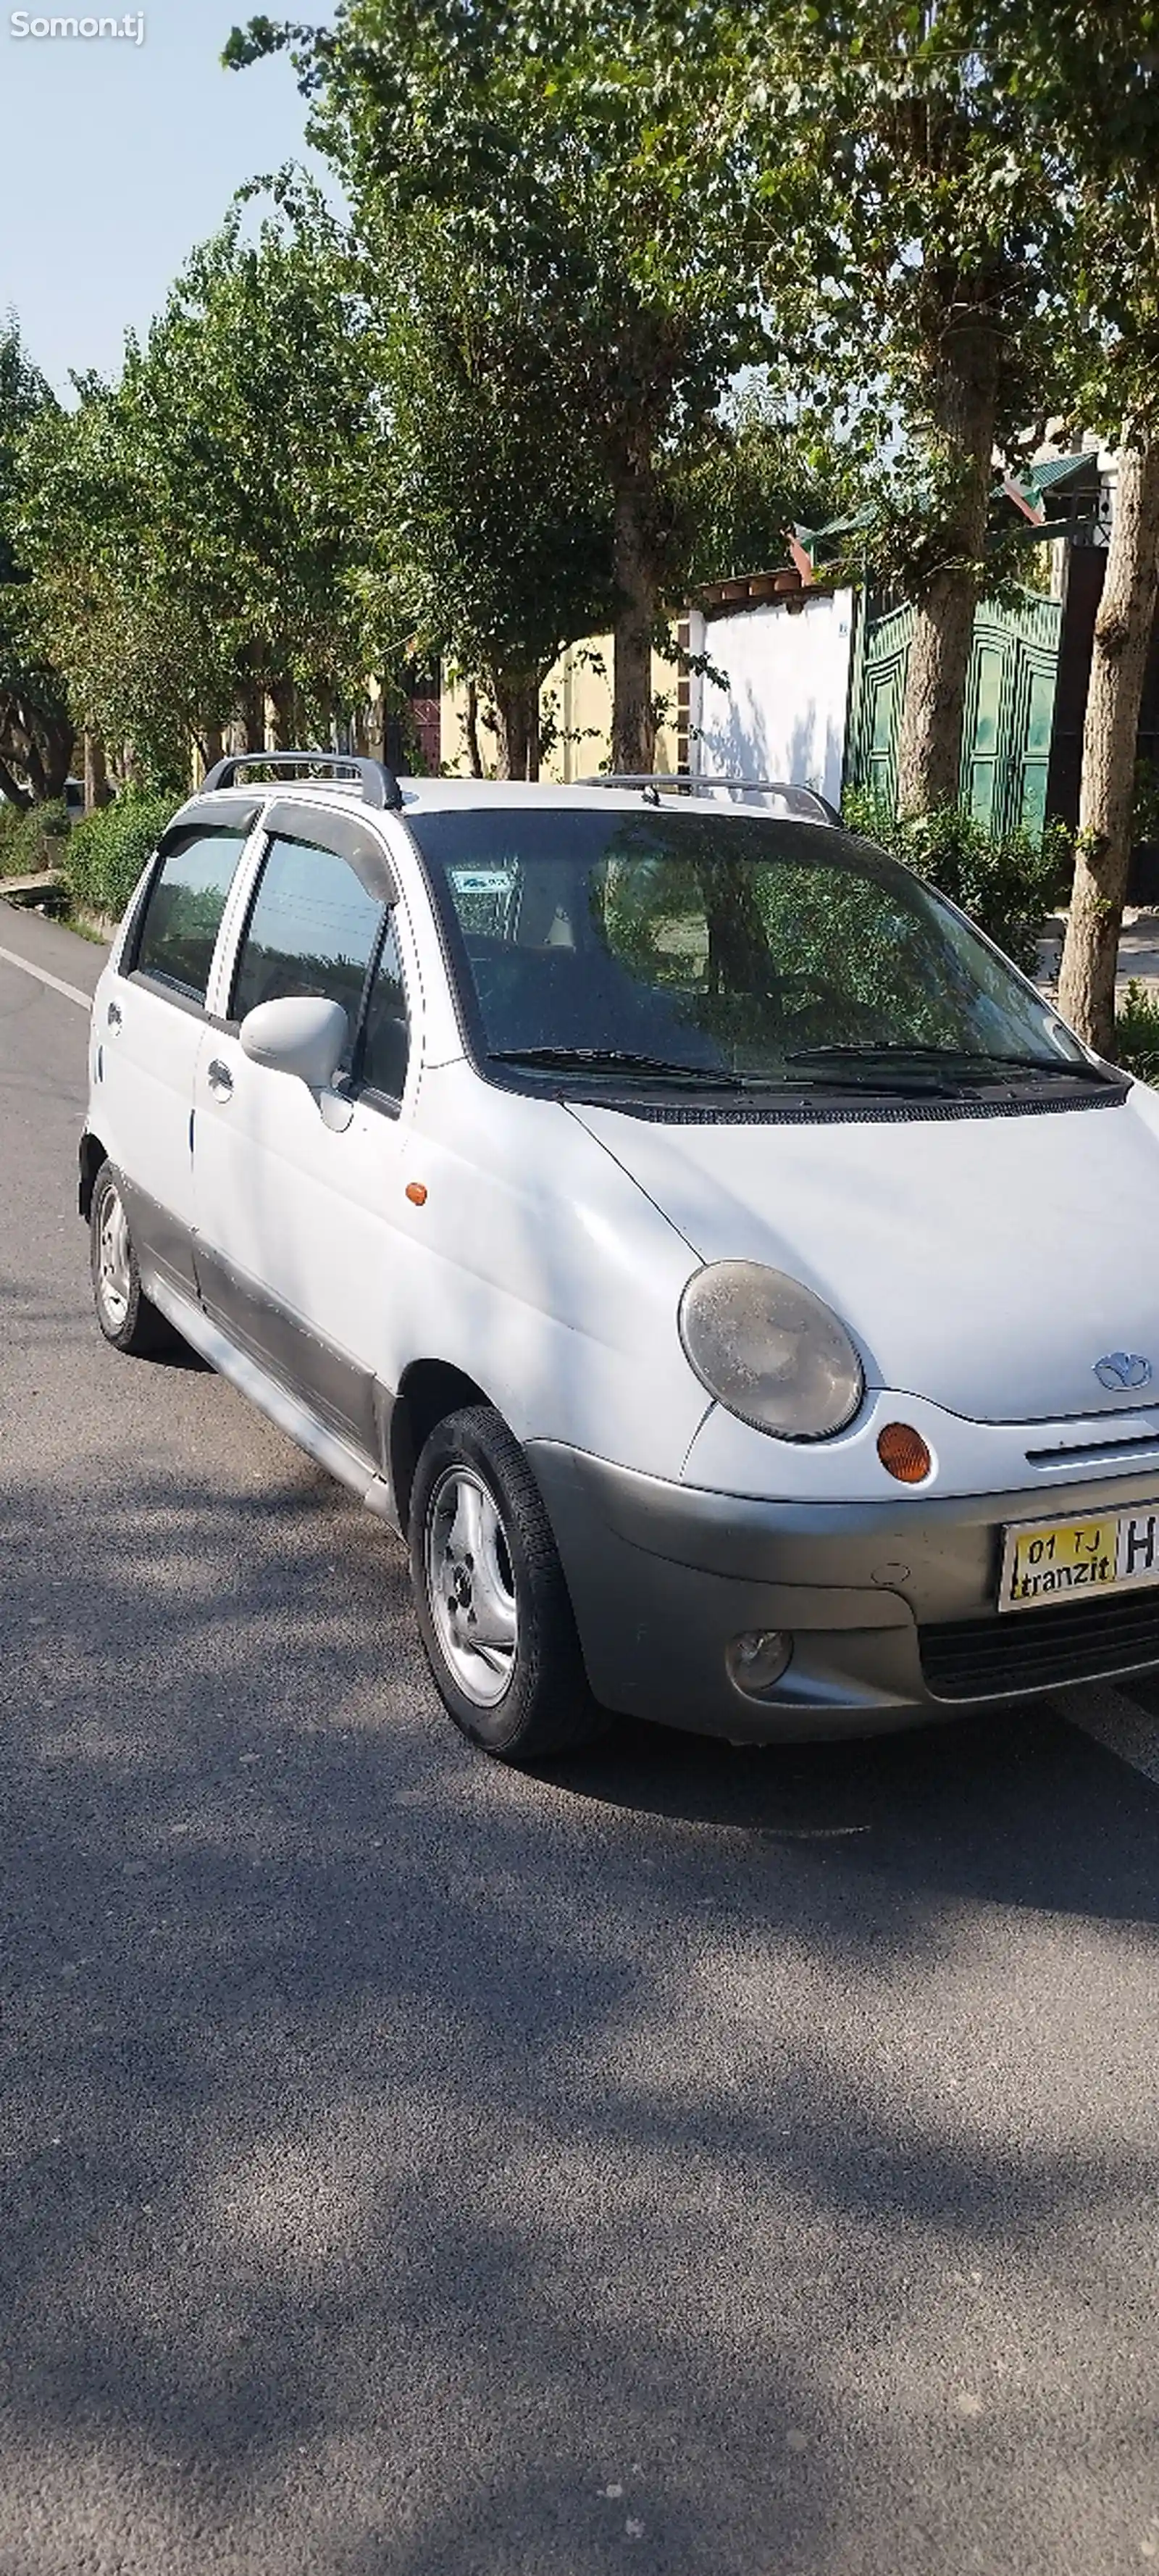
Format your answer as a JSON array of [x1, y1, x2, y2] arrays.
[[232, 680, 265, 754], [266, 679, 297, 751], [316, 688, 340, 752], [83, 733, 112, 811], [6, 716, 49, 803], [464, 679, 485, 779], [491, 672, 540, 780], [1058, 441, 1159, 1054], [352, 692, 374, 759], [198, 723, 225, 779], [0, 751, 32, 811], [897, 572, 981, 812], [7, 706, 73, 804], [23, 739, 51, 801], [896, 306, 1001, 817], [611, 458, 658, 775], [43, 716, 74, 801]]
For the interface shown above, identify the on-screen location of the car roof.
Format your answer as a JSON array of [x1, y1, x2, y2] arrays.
[[172, 774, 840, 833]]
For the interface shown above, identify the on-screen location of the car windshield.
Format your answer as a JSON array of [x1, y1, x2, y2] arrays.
[[409, 807, 1098, 1093]]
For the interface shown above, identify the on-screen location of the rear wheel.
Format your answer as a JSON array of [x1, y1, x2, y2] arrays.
[[89, 1162, 173, 1357], [409, 1404, 603, 1762]]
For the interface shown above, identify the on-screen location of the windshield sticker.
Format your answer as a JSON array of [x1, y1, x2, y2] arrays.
[[448, 868, 519, 894]]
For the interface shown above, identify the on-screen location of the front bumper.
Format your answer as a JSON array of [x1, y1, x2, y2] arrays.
[[527, 1443, 1159, 1742]]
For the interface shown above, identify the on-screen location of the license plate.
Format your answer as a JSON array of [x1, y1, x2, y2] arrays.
[[999, 1502, 1159, 1612]]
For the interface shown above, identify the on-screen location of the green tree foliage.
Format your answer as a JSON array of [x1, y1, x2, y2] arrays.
[[20, 375, 227, 795], [734, 4, 1064, 815], [679, 392, 850, 591], [374, 235, 614, 776], [0, 320, 73, 809], [971, 1, 1159, 1053], [124, 188, 381, 744], [226, 1, 769, 771], [20, 189, 388, 784]]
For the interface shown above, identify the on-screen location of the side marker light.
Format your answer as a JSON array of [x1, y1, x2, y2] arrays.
[[877, 1422, 932, 1484]]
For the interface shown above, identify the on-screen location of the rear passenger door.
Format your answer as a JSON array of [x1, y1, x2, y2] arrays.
[[94, 810, 256, 1298], [191, 801, 416, 1459]]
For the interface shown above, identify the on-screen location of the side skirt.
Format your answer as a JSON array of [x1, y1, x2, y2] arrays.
[[146, 1272, 401, 1534]]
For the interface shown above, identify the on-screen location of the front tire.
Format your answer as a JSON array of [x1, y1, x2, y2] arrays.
[[89, 1162, 172, 1357], [409, 1404, 602, 1762]]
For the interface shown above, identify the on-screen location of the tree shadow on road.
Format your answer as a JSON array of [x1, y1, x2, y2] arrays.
[[1, 1448, 1157, 2576]]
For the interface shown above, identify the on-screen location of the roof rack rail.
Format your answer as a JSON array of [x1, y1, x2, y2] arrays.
[[577, 774, 841, 825], [199, 750, 404, 812]]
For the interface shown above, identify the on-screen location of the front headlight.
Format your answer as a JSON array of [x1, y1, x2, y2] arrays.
[[679, 1261, 863, 1441]]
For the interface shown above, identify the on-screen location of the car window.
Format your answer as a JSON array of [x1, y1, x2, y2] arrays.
[[408, 809, 1094, 1094], [231, 833, 385, 1064], [358, 917, 409, 1102], [133, 828, 249, 1006]]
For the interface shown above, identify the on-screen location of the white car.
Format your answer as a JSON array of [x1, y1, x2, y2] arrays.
[[80, 754, 1159, 1762]]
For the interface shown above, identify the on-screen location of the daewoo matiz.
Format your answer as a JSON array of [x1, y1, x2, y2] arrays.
[[80, 754, 1159, 1760]]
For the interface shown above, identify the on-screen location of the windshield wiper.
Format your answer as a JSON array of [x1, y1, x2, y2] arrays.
[[488, 1046, 752, 1087], [785, 1043, 1106, 1081], [488, 1040, 1114, 1097]]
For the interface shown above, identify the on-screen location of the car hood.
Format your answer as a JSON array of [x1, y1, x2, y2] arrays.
[[569, 1088, 1159, 1425]]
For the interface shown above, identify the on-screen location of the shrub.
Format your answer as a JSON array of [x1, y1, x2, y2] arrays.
[[1112, 980, 1159, 1085], [0, 796, 71, 878], [842, 788, 1071, 976], [62, 791, 178, 922]]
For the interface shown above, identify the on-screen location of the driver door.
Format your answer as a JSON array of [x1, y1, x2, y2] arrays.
[[191, 801, 414, 1460]]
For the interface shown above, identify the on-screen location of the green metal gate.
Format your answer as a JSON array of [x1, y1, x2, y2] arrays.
[[845, 588, 1061, 833]]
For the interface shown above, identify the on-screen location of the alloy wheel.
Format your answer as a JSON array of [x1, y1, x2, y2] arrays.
[[424, 1464, 519, 1707], [96, 1183, 131, 1331]]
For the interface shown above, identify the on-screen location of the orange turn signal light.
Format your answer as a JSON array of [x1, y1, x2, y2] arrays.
[[876, 1422, 932, 1485], [405, 1180, 427, 1206]]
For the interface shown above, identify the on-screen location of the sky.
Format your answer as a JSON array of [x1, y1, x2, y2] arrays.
[[0, 3, 337, 393]]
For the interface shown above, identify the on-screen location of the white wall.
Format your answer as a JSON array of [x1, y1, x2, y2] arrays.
[[687, 589, 855, 805]]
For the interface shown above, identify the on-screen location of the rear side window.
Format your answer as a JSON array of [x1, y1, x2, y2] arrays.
[[231, 835, 385, 1062], [134, 828, 248, 1005]]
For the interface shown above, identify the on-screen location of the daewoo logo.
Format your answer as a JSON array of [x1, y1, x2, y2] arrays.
[[1093, 1351, 1152, 1391]]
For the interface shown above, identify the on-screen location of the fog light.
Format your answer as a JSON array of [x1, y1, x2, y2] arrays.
[[726, 1628, 792, 1697], [876, 1421, 932, 1484]]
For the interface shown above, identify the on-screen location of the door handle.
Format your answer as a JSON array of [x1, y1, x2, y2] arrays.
[[206, 1058, 234, 1101], [106, 1000, 122, 1032]]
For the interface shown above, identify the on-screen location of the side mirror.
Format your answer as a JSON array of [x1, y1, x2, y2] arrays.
[[239, 996, 348, 1090]]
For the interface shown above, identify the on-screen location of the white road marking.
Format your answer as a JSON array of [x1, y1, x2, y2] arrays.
[[1057, 1680, 1159, 1787], [0, 942, 91, 1012]]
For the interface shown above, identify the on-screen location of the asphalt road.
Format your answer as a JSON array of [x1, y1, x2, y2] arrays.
[[2, 901, 1158, 2576]]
